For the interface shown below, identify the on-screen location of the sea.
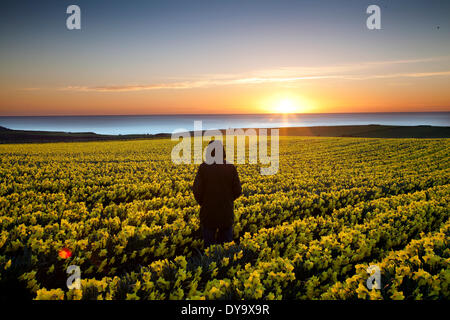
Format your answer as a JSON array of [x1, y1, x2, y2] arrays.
[[0, 112, 448, 135]]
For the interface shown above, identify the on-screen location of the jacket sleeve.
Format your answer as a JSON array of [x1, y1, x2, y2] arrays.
[[232, 166, 242, 200], [193, 165, 204, 205]]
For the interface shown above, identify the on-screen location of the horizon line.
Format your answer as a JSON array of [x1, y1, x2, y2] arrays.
[[1, 110, 449, 117]]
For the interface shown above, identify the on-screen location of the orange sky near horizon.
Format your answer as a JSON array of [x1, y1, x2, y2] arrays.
[[1, 71, 449, 116]]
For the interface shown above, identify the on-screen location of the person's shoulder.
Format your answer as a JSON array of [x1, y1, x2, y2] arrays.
[[198, 162, 208, 172], [224, 161, 237, 170]]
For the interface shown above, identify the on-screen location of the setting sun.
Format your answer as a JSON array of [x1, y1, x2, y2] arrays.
[[261, 94, 314, 114], [276, 99, 297, 113]]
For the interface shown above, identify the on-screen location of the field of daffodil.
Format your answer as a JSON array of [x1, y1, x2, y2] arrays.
[[0, 137, 448, 300]]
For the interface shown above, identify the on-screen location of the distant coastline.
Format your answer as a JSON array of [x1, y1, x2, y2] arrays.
[[0, 112, 448, 136], [1, 124, 449, 144]]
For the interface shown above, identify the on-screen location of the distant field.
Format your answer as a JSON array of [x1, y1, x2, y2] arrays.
[[1, 124, 450, 144], [0, 137, 449, 300]]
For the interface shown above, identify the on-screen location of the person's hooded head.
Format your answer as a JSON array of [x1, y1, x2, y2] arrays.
[[206, 139, 226, 164]]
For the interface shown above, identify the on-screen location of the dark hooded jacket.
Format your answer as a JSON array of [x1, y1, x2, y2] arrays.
[[193, 161, 242, 229]]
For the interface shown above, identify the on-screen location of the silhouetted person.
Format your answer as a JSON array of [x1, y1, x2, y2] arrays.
[[193, 140, 242, 247]]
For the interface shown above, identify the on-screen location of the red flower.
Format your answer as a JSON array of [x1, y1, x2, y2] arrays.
[[58, 248, 72, 259]]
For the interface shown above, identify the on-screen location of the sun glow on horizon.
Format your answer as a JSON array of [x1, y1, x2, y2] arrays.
[[266, 95, 313, 114], [276, 98, 297, 113]]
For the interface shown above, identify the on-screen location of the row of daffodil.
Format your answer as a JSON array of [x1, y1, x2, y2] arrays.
[[0, 137, 448, 299], [30, 184, 448, 300]]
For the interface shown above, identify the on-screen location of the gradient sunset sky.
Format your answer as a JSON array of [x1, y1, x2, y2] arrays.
[[1, 0, 449, 115]]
